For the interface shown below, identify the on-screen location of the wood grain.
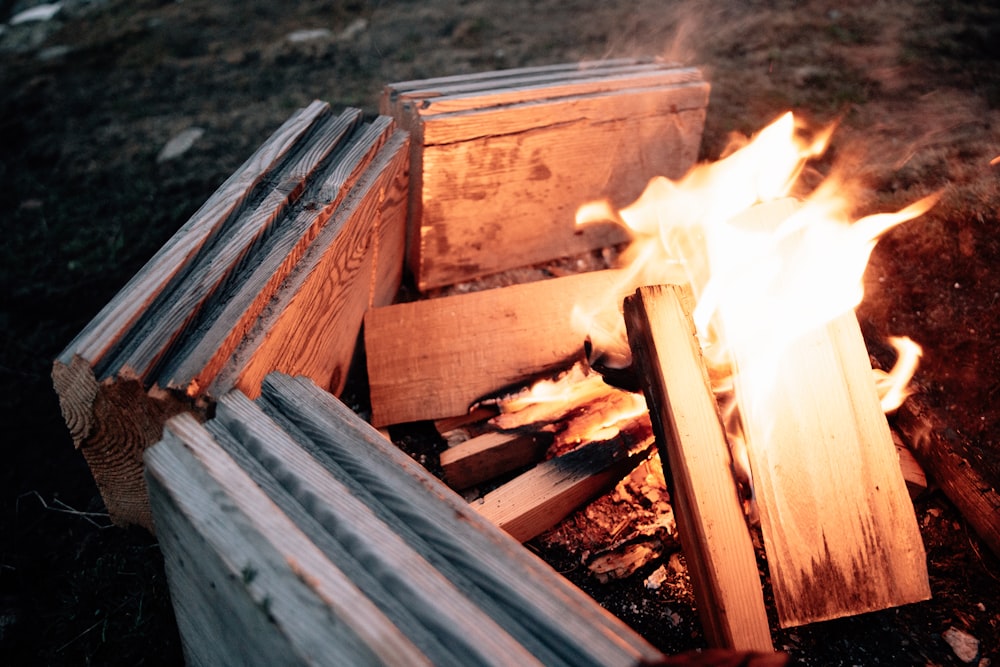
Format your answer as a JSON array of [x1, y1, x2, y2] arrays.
[[259, 372, 665, 667], [146, 413, 433, 665], [382, 61, 709, 290], [365, 269, 633, 426], [624, 285, 773, 651], [158, 115, 393, 394], [229, 131, 409, 398], [59, 100, 331, 370], [727, 309, 930, 627]]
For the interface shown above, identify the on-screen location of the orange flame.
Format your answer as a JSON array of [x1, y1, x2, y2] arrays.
[[572, 112, 936, 486]]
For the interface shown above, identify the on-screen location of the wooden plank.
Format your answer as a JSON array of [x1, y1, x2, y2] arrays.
[[226, 130, 409, 398], [440, 431, 548, 489], [623, 285, 772, 651], [259, 372, 666, 667], [895, 393, 1000, 558], [56, 100, 332, 370], [113, 109, 360, 382], [52, 101, 333, 527], [380, 58, 656, 107], [51, 105, 405, 529], [158, 115, 393, 395], [211, 391, 544, 667], [383, 62, 709, 290], [365, 269, 633, 427], [473, 432, 655, 543], [145, 413, 433, 666], [199, 420, 465, 666], [723, 305, 930, 625], [398, 66, 703, 117], [409, 83, 708, 290]]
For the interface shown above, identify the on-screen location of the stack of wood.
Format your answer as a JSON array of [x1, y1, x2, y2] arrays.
[[380, 58, 709, 290], [364, 269, 933, 649], [52, 102, 409, 528], [145, 372, 669, 666]]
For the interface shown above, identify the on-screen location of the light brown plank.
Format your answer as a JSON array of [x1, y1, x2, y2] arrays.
[[365, 269, 633, 427], [114, 109, 359, 381], [413, 85, 707, 290], [623, 285, 772, 651], [473, 433, 654, 543], [726, 308, 930, 626], [57, 100, 331, 370], [440, 431, 549, 490]]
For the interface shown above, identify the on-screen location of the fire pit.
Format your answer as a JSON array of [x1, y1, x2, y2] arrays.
[[50, 59, 999, 664]]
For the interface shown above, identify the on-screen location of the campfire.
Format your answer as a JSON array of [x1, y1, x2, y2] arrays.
[[54, 58, 991, 663], [366, 94, 936, 645]]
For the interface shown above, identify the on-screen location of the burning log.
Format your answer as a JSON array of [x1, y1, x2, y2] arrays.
[[381, 60, 709, 290], [724, 307, 930, 627], [53, 103, 408, 528], [473, 421, 655, 543], [623, 285, 772, 652], [895, 393, 1000, 559], [365, 269, 633, 427]]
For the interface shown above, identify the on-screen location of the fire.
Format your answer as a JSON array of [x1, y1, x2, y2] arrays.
[[497, 112, 935, 480]]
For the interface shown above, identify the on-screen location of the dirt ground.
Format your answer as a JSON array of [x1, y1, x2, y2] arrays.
[[2, 0, 1000, 664]]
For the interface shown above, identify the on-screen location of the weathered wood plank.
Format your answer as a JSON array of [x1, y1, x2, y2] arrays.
[[259, 372, 665, 667], [200, 419, 466, 666], [114, 110, 360, 382], [725, 308, 930, 626], [212, 391, 544, 667], [57, 100, 332, 370], [397, 66, 703, 117], [623, 285, 772, 651], [227, 130, 409, 398], [159, 115, 393, 395], [365, 269, 632, 427], [146, 413, 433, 666], [380, 58, 656, 108], [52, 105, 406, 529]]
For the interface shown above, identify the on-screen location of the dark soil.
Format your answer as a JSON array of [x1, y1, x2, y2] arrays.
[[2, 0, 999, 664]]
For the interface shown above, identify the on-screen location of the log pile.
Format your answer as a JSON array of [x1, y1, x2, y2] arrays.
[[145, 372, 667, 666], [52, 102, 409, 528]]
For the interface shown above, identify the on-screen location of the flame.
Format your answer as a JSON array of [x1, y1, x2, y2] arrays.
[[875, 336, 923, 412], [574, 111, 935, 492], [493, 112, 934, 479]]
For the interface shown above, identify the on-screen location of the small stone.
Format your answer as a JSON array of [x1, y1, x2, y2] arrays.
[[943, 626, 980, 663], [337, 17, 367, 42], [286, 28, 332, 44], [157, 127, 205, 163], [10, 2, 63, 25], [644, 564, 668, 590]]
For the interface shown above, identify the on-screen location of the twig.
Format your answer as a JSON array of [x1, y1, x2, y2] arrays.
[[18, 491, 113, 529]]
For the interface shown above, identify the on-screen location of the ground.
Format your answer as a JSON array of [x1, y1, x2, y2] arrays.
[[2, 0, 999, 664]]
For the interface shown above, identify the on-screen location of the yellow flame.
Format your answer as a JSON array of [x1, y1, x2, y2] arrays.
[[573, 112, 935, 474], [875, 336, 923, 412]]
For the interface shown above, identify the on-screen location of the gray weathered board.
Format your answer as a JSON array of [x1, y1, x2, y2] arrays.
[[381, 59, 710, 290], [53, 102, 409, 528], [145, 373, 665, 666]]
